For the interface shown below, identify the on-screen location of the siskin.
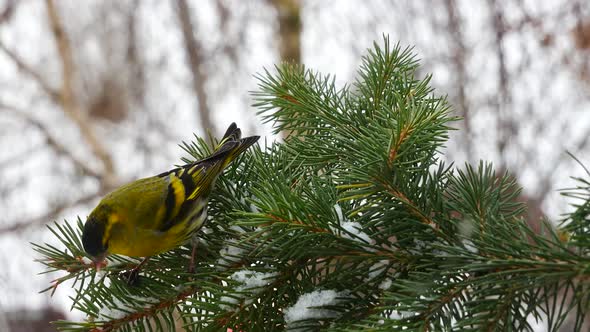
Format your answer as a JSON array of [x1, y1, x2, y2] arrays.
[[82, 123, 259, 278]]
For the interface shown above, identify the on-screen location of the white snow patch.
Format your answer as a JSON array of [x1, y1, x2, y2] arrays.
[[219, 294, 240, 309], [383, 309, 414, 321], [283, 289, 345, 326], [462, 239, 478, 254], [431, 240, 450, 257], [98, 295, 159, 320], [340, 221, 372, 245], [230, 225, 246, 233], [230, 270, 278, 289], [194, 226, 213, 246], [458, 219, 476, 238], [332, 205, 374, 249], [414, 240, 427, 250], [368, 260, 389, 279], [96, 269, 108, 279], [432, 249, 449, 257], [388, 310, 404, 319], [200, 226, 213, 235], [379, 278, 392, 290], [334, 203, 345, 223], [216, 243, 245, 270], [250, 203, 259, 213], [409, 239, 429, 255], [219, 270, 278, 310], [215, 227, 248, 268]]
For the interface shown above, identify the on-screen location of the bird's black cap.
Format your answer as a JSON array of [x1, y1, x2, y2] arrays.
[[82, 215, 108, 260]]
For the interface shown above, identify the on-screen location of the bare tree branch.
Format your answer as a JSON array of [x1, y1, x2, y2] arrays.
[[532, 124, 590, 204], [174, 0, 214, 133], [0, 0, 15, 25], [0, 41, 61, 102], [0, 103, 102, 179], [215, 0, 240, 66], [0, 189, 107, 234], [0, 144, 45, 170], [45, 0, 116, 187]]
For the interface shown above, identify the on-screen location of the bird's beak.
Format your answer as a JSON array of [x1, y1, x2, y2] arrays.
[[92, 254, 107, 271]]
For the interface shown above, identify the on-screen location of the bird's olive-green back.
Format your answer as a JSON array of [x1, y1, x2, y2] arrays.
[[99, 176, 169, 230]]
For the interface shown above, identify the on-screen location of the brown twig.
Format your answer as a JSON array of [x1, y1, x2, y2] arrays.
[[45, 0, 116, 187], [93, 286, 200, 332], [265, 212, 330, 234], [0, 103, 102, 178], [0, 0, 15, 24], [381, 182, 436, 228], [0, 189, 107, 234], [388, 124, 414, 167], [0, 41, 61, 102], [175, 0, 215, 133]]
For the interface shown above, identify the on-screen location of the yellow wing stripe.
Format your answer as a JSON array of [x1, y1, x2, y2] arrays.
[[169, 173, 186, 219], [187, 164, 223, 200], [188, 164, 200, 174], [186, 167, 204, 200]]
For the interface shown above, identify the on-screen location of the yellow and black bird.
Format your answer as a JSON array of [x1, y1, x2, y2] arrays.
[[82, 123, 258, 278]]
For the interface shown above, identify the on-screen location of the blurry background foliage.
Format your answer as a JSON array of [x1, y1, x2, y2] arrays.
[[0, 0, 589, 331]]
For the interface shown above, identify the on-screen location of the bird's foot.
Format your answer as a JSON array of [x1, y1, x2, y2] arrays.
[[120, 257, 150, 286], [120, 268, 141, 285], [187, 243, 198, 274], [187, 264, 196, 274]]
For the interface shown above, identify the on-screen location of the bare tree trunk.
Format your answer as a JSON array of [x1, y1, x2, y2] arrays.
[[487, 0, 512, 172], [126, 0, 145, 104], [45, 0, 116, 188], [444, 0, 474, 162], [271, 0, 302, 64], [175, 0, 214, 134], [270, 0, 302, 139]]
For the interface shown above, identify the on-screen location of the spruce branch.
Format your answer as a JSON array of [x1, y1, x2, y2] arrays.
[[32, 36, 590, 331]]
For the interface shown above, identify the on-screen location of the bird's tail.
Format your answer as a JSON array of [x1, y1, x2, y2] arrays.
[[178, 123, 258, 203], [200, 123, 259, 167]]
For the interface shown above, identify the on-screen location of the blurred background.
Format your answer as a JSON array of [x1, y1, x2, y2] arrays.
[[0, 0, 589, 330]]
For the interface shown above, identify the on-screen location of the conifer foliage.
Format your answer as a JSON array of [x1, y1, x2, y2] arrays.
[[34, 38, 590, 331]]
